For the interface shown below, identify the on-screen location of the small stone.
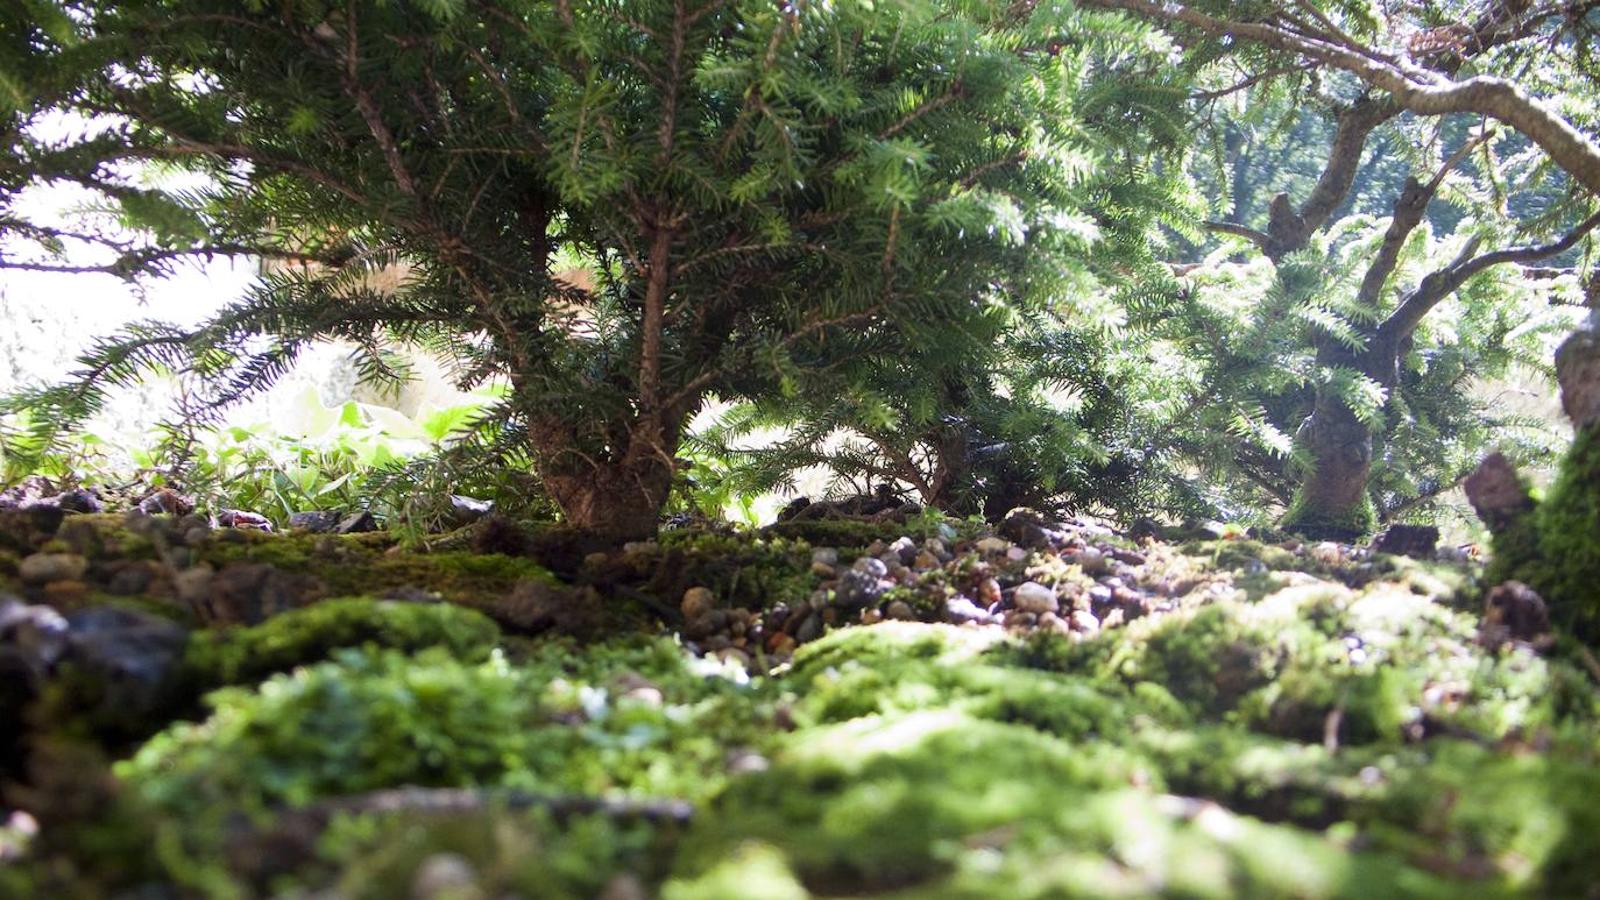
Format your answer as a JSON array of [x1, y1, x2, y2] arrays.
[[1111, 548, 1146, 566], [1372, 524, 1440, 560], [976, 577, 1002, 606], [811, 561, 838, 577], [864, 540, 889, 557], [859, 607, 883, 625], [1013, 581, 1059, 614], [336, 511, 378, 534], [1006, 610, 1039, 628], [138, 489, 194, 517], [18, 553, 88, 585], [105, 562, 157, 596], [1037, 611, 1070, 636], [766, 632, 796, 656], [1464, 452, 1536, 532], [913, 551, 939, 570], [1074, 548, 1109, 575], [288, 510, 342, 533], [215, 509, 273, 532], [1005, 546, 1028, 563], [448, 494, 495, 525], [795, 612, 824, 643], [598, 874, 648, 900], [885, 600, 914, 621], [888, 536, 917, 562], [852, 557, 889, 578], [411, 853, 480, 900], [1479, 581, 1553, 650], [975, 536, 1010, 555], [1070, 609, 1101, 635], [834, 570, 886, 609], [681, 586, 716, 620], [945, 595, 990, 625], [811, 547, 840, 566]]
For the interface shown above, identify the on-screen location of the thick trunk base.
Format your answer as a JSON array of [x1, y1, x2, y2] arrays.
[[1282, 401, 1377, 541]]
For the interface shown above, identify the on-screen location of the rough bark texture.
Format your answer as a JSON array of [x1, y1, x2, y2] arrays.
[[528, 412, 684, 541], [1555, 317, 1600, 430], [1283, 391, 1376, 540], [1464, 452, 1536, 533]]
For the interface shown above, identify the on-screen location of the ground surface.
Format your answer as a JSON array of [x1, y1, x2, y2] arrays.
[[1, 504, 1597, 898]]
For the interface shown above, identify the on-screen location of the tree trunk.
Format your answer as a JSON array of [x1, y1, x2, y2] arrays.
[[527, 412, 683, 542], [1283, 391, 1378, 541]]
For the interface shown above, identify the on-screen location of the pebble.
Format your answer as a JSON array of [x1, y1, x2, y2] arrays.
[[888, 536, 917, 562], [412, 853, 480, 900], [913, 551, 940, 570], [976, 577, 1003, 606], [811, 561, 838, 577], [1071, 609, 1101, 635], [681, 586, 715, 620], [945, 595, 990, 624], [766, 633, 796, 655], [811, 547, 839, 566], [1013, 581, 1059, 614], [1005, 546, 1028, 562], [1074, 547, 1110, 575], [885, 600, 914, 621], [1112, 548, 1146, 566], [975, 537, 1010, 555], [852, 557, 888, 578], [18, 553, 88, 585]]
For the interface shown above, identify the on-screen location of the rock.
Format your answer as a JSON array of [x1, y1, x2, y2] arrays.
[[104, 561, 159, 596], [1372, 524, 1439, 559], [1073, 547, 1109, 576], [191, 562, 325, 626], [810, 561, 838, 577], [835, 570, 888, 610], [795, 611, 824, 643], [998, 507, 1055, 548], [776, 496, 812, 522], [885, 600, 915, 621], [1555, 321, 1600, 428], [766, 632, 796, 656], [1479, 581, 1553, 650], [1464, 453, 1536, 533], [976, 577, 1002, 607], [54, 487, 102, 514], [1070, 609, 1101, 635], [336, 511, 378, 534], [974, 536, 1010, 556], [852, 557, 889, 578], [945, 595, 991, 625], [598, 874, 648, 900], [681, 586, 716, 620], [912, 551, 940, 570], [1111, 548, 1146, 566], [138, 489, 194, 516], [288, 510, 343, 533], [0, 598, 70, 678], [811, 547, 839, 567], [215, 509, 274, 532], [18, 552, 88, 585], [57, 606, 189, 727], [448, 494, 495, 526], [411, 853, 481, 900], [1013, 581, 1059, 614], [0, 505, 65, 553]]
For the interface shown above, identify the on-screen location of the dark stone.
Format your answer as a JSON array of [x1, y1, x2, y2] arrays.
[[775, 496, 812, 522], [998, 507, 1055, 548], [0, 505, 65, 553], [288, 510, 343, 533], [448, 495, 495, 527], [834, 569, 887, 610], [60, 606, 189, 733], [336, 511, 378, 534], [489, 580, 600, 636], [1372, 524, 1440, 559], [53, 488, 103, 514], [0, 598, 71, 679], [1464, 453, 1536, 533], [1479, 581, 1553, 651], [191, 563, 325, 626], [138, 489, 195, 516], [104, 561, 158, 596]]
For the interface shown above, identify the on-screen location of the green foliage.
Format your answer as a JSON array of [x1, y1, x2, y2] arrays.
[[1489, 424, 1600, 645], [185, 597, 501, 688]]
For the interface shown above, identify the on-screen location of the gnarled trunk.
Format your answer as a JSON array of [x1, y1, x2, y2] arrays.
[[1283, 392, 1377, 541], [527, 411, 683, 542]]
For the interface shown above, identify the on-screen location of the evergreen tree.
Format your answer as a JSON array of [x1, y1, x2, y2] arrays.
[[0, 0, 1158, 538]]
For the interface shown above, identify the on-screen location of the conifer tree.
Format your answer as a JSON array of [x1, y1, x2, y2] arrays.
[[0, 0, 1161, 538]]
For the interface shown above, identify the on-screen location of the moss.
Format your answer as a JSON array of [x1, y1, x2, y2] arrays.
[[1201, 539, 1302, 573], [1527, 425, 1600, 643], [184, 597, 501, 687], [1281, 491, 1379, 542]]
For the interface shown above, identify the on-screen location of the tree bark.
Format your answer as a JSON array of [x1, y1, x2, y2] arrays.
[[1283, 346, 1379, 540], [527, 411, 684, 541]]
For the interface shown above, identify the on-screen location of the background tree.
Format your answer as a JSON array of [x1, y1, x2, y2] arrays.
[[0, 0, 1153, 539], [1084, 0, 1600, 537]]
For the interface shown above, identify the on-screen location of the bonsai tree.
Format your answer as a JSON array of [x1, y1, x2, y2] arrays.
[[0, 0, 1153, 538], [1088, 0, 1600, 538]]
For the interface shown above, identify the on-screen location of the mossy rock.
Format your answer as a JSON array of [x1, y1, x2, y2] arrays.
[[184, 597, 502, 688]]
